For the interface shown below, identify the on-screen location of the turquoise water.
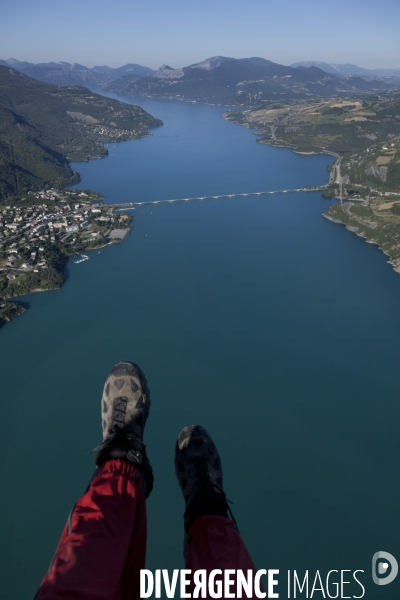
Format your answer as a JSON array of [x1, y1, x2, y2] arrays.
[[1, 98, 400, 599]]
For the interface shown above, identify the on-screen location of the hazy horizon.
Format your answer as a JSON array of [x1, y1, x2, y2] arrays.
[[2, 55, 400, 73], [1, 0, 400, 71]]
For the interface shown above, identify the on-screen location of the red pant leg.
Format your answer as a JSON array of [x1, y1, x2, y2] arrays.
[[185, 515, 262, 599], [36, 459, 146, 600]]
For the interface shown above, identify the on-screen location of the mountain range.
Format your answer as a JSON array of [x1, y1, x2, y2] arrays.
[[103, 57, 400, 106], [0, 59, 154, 88], [2, 57, 400, 107], [291, 61, 400, 78]]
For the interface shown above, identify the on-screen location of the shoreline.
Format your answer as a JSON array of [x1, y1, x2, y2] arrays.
[[323, 212, 400, 274], [290, 144, 400, 277], [0, 202, 132, 327], [222, 103, 400, 278]]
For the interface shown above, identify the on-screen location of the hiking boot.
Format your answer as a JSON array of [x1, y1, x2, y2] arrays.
[[95, 361, 153, 496], [175, 425, 232, 530]]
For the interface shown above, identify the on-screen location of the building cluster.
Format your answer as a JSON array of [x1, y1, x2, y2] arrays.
[[91, 125, 141, 140], [0, 188, 123, 276]]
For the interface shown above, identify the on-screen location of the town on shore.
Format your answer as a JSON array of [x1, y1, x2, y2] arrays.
[[0, 187, 132, 328]]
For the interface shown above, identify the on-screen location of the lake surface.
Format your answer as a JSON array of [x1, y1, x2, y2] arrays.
[[1, 97, 400, 599]]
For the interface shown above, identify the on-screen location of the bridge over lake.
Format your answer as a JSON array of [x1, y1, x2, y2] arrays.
[[113, 185, 328, 209]]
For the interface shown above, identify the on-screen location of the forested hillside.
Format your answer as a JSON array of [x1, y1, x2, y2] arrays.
[[0, 66, 162, 199]]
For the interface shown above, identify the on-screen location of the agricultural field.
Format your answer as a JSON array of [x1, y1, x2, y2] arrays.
[[224, 94, 400, 195]]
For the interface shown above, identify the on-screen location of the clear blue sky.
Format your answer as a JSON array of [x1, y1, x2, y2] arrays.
[[1, 0, 399, 70]]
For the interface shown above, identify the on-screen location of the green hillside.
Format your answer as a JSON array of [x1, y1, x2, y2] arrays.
[[0, 66, 162, 200]]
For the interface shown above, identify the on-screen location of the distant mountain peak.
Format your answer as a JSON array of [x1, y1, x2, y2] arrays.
[[291, 61, 400, 78], [188, 56, 233, 70], [3, 58, 34, 69], [153, 65, 184, 79]]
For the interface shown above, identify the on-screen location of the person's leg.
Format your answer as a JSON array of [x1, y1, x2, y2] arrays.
[[36, 460, 146, 600], [36, 362, 152, 600], [185, 514, 257, 573], [175, 426, 261, 598]]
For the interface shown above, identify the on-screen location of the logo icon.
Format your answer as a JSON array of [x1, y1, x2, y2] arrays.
[[372, 552, 398, 585]]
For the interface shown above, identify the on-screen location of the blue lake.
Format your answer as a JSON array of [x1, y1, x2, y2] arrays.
[[0, 97, 399, 599]]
